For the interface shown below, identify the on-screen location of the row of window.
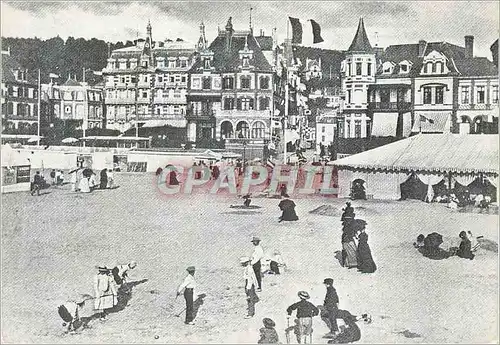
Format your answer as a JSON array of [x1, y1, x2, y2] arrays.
[[222, 97, 270, 111], [105, 89, 184, 99], [5, 86, 37, 99], [220, 121, 266, 139], [108, 58, 190, 70], [106, 104, 186, 117], [2, 102, 38, 117], [460, 85, 498, 104], [107, 74, 188, 85], [346, 62, 373, 77], [192, 76, 270, 90]]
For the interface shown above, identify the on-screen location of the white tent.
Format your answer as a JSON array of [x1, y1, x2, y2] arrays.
[[329, 134, 499, 200]]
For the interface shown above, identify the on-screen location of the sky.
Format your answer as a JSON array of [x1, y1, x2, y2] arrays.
[[1, 1, 499, 58]]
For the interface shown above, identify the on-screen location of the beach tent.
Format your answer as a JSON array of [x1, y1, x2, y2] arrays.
[[329, 134, 499, 200], [1, 144, 32, 193]]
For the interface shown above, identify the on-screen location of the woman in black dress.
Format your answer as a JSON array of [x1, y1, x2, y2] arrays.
[[99, 169, 108, 189], [356, 222, 377, 273]]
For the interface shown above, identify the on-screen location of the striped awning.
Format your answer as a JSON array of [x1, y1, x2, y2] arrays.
[[371, 112, 398, 137], [140, 119, 187, 128]]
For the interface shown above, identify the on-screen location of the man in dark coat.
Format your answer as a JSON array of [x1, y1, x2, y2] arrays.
[[31, 171, 42, 196], [323, 278, 340, 337], [286, 291, 319, 344]]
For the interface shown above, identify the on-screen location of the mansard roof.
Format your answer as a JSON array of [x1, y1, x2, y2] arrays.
[[190, 32, 273, 73], [1, 53, 37, 84]]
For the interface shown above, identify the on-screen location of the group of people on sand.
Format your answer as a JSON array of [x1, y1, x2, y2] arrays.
[[414, 230, 479, 260], [174, 235, 370, 344], [58, 261, 137, 332], [69, 167, 115, 193], [340, 202, 377, 274]]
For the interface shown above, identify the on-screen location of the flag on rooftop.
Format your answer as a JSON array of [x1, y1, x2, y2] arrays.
[[288, 17, 324, 44]]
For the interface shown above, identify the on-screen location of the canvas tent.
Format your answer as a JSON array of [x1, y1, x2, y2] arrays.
[[1, 144, 32, 193], [329, 134, 499, 200]]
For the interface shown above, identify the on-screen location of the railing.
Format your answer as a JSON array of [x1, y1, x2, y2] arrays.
[[368, 102, 412, 111], [105, 98, 136, 104], [153, 97, 186, 105], [216, 109, 271, 117]]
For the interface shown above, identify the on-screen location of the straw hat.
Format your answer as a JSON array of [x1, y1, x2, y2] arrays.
[[240, 256, 251, 264], [186, 266, 196, 272], [129, 261, 137, 269], [298, 291, 310, 299], [251, 236, 261, 243]]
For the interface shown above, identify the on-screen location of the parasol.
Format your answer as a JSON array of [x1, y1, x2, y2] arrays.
[[62, 137, 79, 144]]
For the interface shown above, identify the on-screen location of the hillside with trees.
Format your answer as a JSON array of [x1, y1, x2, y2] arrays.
[[1, 36, 136, 84]]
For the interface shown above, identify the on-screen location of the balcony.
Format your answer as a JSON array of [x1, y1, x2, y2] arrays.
[[105, 98, 136, 105], [153, 97, 186, 105], [368, 101, 412, 111], [185, 109, 215, 121], [216, 109, 271, 118]]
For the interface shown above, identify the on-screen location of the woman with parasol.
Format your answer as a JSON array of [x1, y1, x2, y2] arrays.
[[354, 219, 377, 273]]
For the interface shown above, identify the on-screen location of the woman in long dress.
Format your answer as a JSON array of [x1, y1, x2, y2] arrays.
[[94, 266, 118, 320], [100, 169, 108, 189], [341, 218, 358, 268], [356, 228, 377, 273]]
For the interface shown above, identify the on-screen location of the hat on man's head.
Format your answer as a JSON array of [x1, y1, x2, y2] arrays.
[[262, 317, 276, 328], [186, 266, 196, 272], [96, 265, 109, 272], [129, 261, 137, 268], [323, 278, 334, 285], [251, 236, 261, 242], [298, 291, 310, 299], [240, 256, 251, 264]]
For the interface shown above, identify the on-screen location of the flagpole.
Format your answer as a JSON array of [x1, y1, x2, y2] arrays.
[[283, 17, 290, 164], [37, 69, 41, 146]]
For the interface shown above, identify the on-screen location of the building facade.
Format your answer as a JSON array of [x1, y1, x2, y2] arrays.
[[1, 49, 39, 135], [368, 36, 498, 137], [187, 17, 275, 154], [339, 18, 375, 139], [42, 76, 105, 131], [102, 22, 196, 133]]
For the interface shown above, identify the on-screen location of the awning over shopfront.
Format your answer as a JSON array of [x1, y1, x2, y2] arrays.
[[412, 112, 451, 133], [371, 112, 398, 137], [140, 119, 187, 128]]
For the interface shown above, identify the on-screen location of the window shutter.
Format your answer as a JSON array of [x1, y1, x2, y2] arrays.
[[237, 98, 242, 110], [249, 98, 254, 110]]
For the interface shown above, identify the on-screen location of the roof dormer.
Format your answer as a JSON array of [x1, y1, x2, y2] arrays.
[[399, 60, 413, 74], [421, 50, 448, 75], [382, 61, 395, 74], [239, 35, 254, 69]]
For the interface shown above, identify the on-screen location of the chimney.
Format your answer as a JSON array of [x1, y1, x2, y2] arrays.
[[418, 40, 427, 57], [465, 35, 474, 59], [225, 17, 233, 51]]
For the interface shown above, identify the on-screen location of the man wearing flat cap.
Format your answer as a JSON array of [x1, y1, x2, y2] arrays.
[[177, 266, 197, 325], [323, 278, 340, 337], [286, 291, 319, 343], [250, 237, 264, 292]]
